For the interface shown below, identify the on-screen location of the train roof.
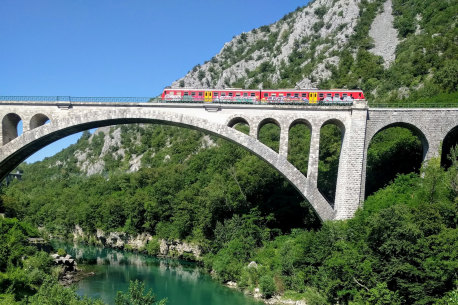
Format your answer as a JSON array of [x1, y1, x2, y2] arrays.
[[165, 88, 259, 92], [165, 88, 363, 92]]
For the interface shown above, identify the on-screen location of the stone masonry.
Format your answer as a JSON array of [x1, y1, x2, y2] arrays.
[[0, 99, 457, 221]]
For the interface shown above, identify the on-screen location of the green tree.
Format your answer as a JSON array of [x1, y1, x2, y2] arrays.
[[115, 280, 167, 305]]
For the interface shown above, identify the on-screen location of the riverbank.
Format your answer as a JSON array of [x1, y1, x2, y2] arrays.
[[59, 267, 96, 286], [224, 281, 308, 305]]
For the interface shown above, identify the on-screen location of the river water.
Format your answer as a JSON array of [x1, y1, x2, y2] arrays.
[[55, 242, 263, 305]]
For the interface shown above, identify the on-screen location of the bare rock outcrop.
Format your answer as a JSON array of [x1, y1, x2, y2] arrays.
[[369, 0, 399, 68]]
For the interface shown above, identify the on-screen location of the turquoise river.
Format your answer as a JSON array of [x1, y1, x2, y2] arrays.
[[56, 242, 264, 305]]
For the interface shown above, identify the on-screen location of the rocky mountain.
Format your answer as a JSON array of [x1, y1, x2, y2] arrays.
[[173, 0, 373, 89], [172, 0, 457, 104]]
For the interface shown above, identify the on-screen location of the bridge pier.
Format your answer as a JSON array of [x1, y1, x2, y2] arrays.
[[306, 124, 321, 189], [334, 103, 368, 219], [279, 123, 289, 157]]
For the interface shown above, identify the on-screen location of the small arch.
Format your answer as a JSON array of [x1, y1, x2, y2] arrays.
[[321, 118, 346, 135], [289, 118, 312, 131], [441, 125, 458, 169], [2, 113, 23, 145], [288, 119, 312, 176], [258, 118, 281, 153], [318, 120, 345, 204], [227, 116, 249, 128], [30, 113, 51, 130], [228, 117, 250, 135]]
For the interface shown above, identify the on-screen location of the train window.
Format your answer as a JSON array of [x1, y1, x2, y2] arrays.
[[294, 93, 299, 98], [214, 92, 219, 97], [279, 94, 284, 97], [327, 93, 332, 97], [319, 93, 324, 98], [287, 93, 291, 97], [264, 93, 268, 97], [184, 92, 189, 96], [301, 93, 307, 97], [191, 92, 196, 96], [343, 93, 347, 97], [250, 93, 255, 97], [164, 91, 168, 94], [335, 93, 340, 97], [272, 93, 276, 97], [236, 93, 241, 97], [243, 93, 248, 97], [199, 92, 203, 96], [222, 93, 226, 96], [229, 92, 233, 97]]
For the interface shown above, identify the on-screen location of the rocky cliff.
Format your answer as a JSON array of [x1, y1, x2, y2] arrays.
[[73, 225, 202, 260]]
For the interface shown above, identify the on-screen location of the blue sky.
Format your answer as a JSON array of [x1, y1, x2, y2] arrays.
[[1, 0, 307, 163]]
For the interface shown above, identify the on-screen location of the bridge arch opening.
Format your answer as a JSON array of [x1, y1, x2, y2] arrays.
[[2, 113, 23, 145], [0, 112, 335, 221], [318, 119, 345, 204], [365, 123, 424, 197], [288, 119, 312, 176], [30, 113, 51, 130], [1, 120, 325, 234], [228, 117, 250, 135], [441, 125, 458, 169], [258, 118, 281, 153]]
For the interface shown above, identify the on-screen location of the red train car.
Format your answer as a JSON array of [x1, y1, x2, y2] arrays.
[[161, 88, 364, 104]]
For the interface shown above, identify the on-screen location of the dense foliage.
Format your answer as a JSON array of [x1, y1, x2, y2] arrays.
[[204, 151, 458, 304], [0, 217, 166, 304], [0, 217, 100, 304]]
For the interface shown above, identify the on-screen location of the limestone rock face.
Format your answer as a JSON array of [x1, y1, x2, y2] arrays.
[[159, 239, 202, 259], [73, 226, 201, 260], [172, 0, 362, 89]]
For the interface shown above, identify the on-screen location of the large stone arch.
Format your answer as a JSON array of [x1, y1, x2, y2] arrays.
[[2, 113, 23, 145], [0, 109, 335, 220]]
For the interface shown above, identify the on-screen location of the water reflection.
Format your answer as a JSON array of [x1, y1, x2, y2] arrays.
[[52, 242, 263, 305]]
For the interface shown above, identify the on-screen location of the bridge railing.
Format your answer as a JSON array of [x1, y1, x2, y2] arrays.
[[0, 96, 152, 103], [369, 102, 458, 108]]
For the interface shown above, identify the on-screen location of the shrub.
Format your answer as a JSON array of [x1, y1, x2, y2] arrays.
[[57, 248, 66, 257], [259, 274, 276, 298], [145, 238, 161, 256]]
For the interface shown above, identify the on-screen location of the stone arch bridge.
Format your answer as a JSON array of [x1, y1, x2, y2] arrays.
[[1, 98, 457, 221]]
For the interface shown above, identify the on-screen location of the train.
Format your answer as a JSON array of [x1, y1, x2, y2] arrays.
[[161, 88, 365, 104]]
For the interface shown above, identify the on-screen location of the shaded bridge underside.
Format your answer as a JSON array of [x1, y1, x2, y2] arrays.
[[0, 109, 335, 220]]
